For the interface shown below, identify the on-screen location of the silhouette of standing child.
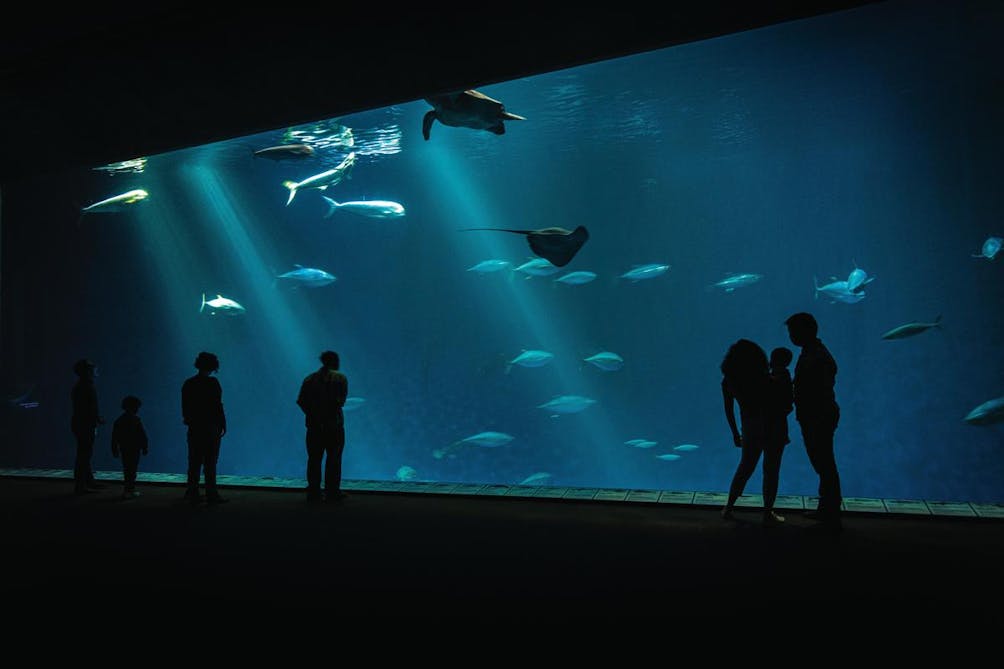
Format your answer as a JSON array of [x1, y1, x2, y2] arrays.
[[762, 347, 794, 523], [111, 395, 148, 499]]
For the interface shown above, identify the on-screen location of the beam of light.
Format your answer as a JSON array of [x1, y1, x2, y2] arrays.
[[421, 138, 626, 488], [130, 164, 207, 371], [181, 158, 315, 379]]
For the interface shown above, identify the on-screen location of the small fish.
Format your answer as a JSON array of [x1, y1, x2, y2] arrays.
[[656, 454, 681, 461], [322, 197, 405, 219], [555, 271, 597, 285], [972, 237, 1003, 260], [673, 444, 700, 452], [457, 431, 514, 447], [396, 465, 418, 482], [709, 273, 762, 292], [468, 260, 511, 273], [507, 350, 555, 373], [253, 143, 315, 160], [282, 152, 355, 205], [343, 397, 366, 412], [519, 472, 552, 486], [881, 316, 942, 340], [7, 386, 35, 406], [435, 431, 514, 459], [92, 157, 147, 174], [81, 189, 149, 214], [814, 276, 866, 304], [276, 265, 336, 287], [537, 395, 597, 415], [584, 351, 624, 371], [514, 258, 560, 278], [625, 439, 657, 449], [620, 264, 670, 282], [963, 397, 1004, 426], [846, 262, 875, 294], [199, 293, 245, 316]]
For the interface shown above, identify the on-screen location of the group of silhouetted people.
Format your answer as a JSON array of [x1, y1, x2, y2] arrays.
[[72, 314, 841, 527], [720, 311, 843, 531], [70, 350, 350, 504]]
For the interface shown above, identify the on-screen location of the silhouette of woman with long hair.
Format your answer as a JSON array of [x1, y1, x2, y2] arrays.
[[720, 339, 786, 526]]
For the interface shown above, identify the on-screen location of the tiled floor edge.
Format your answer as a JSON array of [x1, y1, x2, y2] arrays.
[[1, 468, 998, 518]]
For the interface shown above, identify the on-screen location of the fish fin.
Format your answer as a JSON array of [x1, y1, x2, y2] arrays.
[[283, 181, 297, 206], [322, 196, 338, 218], [501, 111, 526, 121], [422, 111, 436, 141], [200, 294, 206, 313]]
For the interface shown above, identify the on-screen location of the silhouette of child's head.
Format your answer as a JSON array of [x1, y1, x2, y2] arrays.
[[770, 347, 793, 370], [194, 351, 219, 372], [320, 350, 340, 370], [121, 395, 142, 414]]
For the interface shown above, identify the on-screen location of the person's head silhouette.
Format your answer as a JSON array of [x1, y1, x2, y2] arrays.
[[194, 352, 220, 374], [121, 395, 142, 414], [785, 312, 818, 348], [320, 350, 340, 371], [73, 358, 96, 379], [721, 339, 768, 393], [770, 347, 793, 370]]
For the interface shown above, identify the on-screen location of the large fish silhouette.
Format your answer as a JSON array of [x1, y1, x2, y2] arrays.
[[459, 226, 588, 267]]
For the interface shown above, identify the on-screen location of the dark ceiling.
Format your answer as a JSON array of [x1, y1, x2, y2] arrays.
[[0, 2, 876, 184]]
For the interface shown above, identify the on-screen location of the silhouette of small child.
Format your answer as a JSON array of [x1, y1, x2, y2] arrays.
[[768, 347, 794, 448], [111, 396, 148, 499]]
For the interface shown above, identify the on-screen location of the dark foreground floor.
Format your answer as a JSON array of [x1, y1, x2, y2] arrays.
[[2, 477, 1002, 623]]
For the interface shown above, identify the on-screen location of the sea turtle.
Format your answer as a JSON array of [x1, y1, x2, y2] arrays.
[[422, 89, 526, 140]]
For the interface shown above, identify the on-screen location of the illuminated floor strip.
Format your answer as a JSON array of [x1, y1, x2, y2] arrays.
[[2, 468, 1002, 518]]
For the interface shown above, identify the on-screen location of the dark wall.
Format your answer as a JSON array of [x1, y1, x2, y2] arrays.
[[0, 2, 874, 185]]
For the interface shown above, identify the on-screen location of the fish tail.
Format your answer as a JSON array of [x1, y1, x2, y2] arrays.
[[322, 196, 339, 219], [504, 364, 512, 375], [813, 275, 820, 299], [283, 181, 298, 205], [934, 314, 942, 327], [200, 293, 206, 313]]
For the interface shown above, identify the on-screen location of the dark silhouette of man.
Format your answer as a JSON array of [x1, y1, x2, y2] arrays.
[[181, 352, 228, 505], [111, 395, 148, 499], [71, 359, 105, 494], [785, 312, 842, 530], [297, 351, 349, 503]]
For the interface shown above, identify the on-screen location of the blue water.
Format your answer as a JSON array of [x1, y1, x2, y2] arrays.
[[2, 0, 1003, 502]]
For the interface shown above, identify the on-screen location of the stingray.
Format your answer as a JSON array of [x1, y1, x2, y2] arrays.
[[459, 226, 589, 267]]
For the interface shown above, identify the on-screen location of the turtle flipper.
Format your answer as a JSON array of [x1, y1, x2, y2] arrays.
[[422, 110, 436, 140], [490, 123, 505, 135]]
